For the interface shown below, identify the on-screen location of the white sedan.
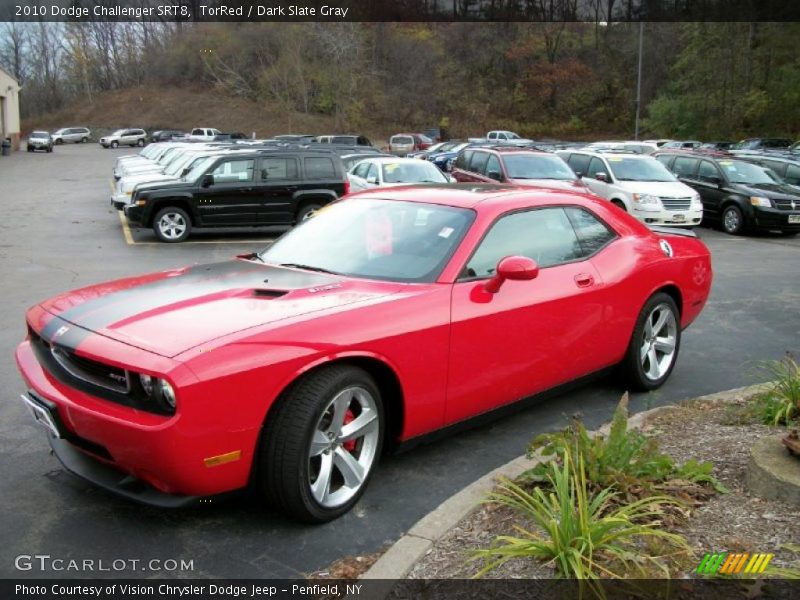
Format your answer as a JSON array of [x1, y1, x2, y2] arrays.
[[347, 157, 453, 192]]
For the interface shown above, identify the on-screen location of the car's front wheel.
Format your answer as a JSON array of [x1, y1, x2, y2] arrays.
[[721, 204, 745, 235], [55, 138, 63, 145], [260, 365, 384, 523], [153, 206, 191, 243], [623, 292, 681, 391], [137, 139, 145, 147], [296, 202, 323, 223], [81, 137, 88, 143], [110, 140, 119, 149]]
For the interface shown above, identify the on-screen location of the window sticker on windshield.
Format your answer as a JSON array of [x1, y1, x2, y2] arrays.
[[438, 226, 454, 238], [608, 157, 623, 162], [385, 164, 399, 173]]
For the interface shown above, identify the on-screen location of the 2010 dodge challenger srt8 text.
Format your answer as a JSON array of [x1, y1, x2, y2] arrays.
[[16, 184, 712, 522]]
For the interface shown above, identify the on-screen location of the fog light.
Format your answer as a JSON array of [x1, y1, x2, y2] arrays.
[[159, 380, 176, 409]]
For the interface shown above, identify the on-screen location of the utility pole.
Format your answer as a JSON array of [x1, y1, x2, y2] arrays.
[[634, 22, 644, 140]]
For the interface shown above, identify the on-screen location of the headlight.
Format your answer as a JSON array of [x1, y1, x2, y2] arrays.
[[750, 196, 772, 207], [691, 193, 703, 209], [633, 193, 660, 205], [138, 373, 176, 413]]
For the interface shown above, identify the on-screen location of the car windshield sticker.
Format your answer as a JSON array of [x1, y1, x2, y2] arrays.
[[366, 211, 393, 258], [438, 226, 454, 238], [385, 164, 399, 173]]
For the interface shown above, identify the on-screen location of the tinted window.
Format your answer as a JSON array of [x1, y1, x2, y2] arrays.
[[212, 159, 255, 183], [567, 153, 591, 176], [655, 154, 673, 167], [304, 157, 336, 179], [485, 154, 502, 177], [565, 208, 616, 255], [761, 160, 786, 176], [469, 151, 490, 173], [587, 157, 609, 179], [504, 155, 577, 180], [465, 207, 583, 277], [697, 160, 721, 183], [456, 150, 473, 169], [260, 158, 297, 180], [672, 157, 699, 178], [785, 164, 800, 185], [332, 136, 356, 145]]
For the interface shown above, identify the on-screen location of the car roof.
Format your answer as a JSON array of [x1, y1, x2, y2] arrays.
[[561, 149, 651, 159]]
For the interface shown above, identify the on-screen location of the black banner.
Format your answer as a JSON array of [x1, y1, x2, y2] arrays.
[[2, 0, 800, 22], [3, 579, 800, 600]]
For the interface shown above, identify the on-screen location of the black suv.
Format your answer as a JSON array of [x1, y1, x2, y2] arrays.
[[655, 152, 800, 235], [125, 149, 348, 242]]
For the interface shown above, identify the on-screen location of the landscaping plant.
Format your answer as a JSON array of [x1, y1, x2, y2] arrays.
[[750, 353, 800, 426]]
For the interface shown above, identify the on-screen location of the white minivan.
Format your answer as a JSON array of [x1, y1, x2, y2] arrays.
[[557, 150, 703, 227]]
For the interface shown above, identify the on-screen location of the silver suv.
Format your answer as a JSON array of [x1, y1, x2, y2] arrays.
[[100, 129, 148, 149], [52, 127, 91, 144]]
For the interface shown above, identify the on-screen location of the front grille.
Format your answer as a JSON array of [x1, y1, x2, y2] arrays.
[[659, 197, 692, 210], [50, 346, 131, 394], [773, 198, 799, 211]]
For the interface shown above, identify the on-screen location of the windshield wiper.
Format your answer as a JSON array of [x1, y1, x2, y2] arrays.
[[279, 263, 340, 275]]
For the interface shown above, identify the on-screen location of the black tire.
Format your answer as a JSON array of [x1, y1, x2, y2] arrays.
[[779, 231, 798, 237], [110, 141, 119, 149], [47, 147, 53, 153], [611, 199, 627, 212], [55, 138, 63, 145], [152, 206, 191, 243], [81, 137, 88, 143], [296, 202, 323, 223], [622, 292, 681, 391], [721, 204, 745, 235], [27, 147, 32, 152], [260, 365, 384, 523], [137, 138, 145, 147]]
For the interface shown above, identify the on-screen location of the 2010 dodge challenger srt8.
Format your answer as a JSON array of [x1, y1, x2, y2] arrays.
[[16, 184, 712, 522]]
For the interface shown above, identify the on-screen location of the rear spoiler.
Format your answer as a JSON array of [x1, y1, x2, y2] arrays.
[[648, 225, 697, 238]]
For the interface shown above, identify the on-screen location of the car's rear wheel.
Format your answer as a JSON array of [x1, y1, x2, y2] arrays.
[[81, 137, 88, 143], [296, 202, 323, 223], [137, 139, 145, 147], [110, 141, 119, 149], [260, 365, 384, 523], [721, 205, 745, 235], [55, 138, 63, 145], [153, 206, 191, 243], [623, 292, 681, 391]]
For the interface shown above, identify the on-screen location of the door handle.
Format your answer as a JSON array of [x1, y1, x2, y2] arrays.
[[575, 273, 595, 288]]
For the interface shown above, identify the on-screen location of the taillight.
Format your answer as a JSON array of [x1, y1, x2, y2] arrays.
[[343, 180, 350, 196]]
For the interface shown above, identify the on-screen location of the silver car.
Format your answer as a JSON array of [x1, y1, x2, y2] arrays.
[[52, 127, 91, 144], [100, 129, 148, 149]]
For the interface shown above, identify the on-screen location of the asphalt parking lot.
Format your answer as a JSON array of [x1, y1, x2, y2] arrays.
[[1, 144, 799, 579]]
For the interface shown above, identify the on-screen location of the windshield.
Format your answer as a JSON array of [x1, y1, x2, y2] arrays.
[[259, 198, 475, 282], [31, 131, 49, 137], [506, 132, 521, 139], [111, 129, 126, 136], [718, 160, 775, 184], [606, 157, 676, 182], [183, 156, 217, 182], [381, 161, 448, 183], [165, 153, 199, 176], [504, 155, 576, 180]]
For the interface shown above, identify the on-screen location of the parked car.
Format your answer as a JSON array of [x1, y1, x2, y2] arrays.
[[584, 141, 658, 155], [316, 135, 372, 146], [16, 184, 712, 522], [347, 157, 451, 191], [124, 149, 349, 242], [429, 142, 473, 171], [486, 130, 534, 144], [150, 130, 186, 143], [423, 127, 443, 142], [452, 147, 587, 192], [661, 140, 702, 150], [732, 138, 792, 151], [100, 129, 147, 149], [274, 134, 316, 143], [643, 139, 674, 147], [213, 132, 248, 141], [188, 128, 221, 142], [734, 154, 800, 188], [26, 131, 53, 153], [655, 151, 800, 235], [388, 133, 433, 156], [340, 152, 392, 172], [558, 150, 703, 227], [51, 127, 91, 144], [699, 141, 734, 151]]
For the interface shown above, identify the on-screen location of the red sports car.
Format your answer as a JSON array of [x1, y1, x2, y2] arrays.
[[16, 184, 712, 522]]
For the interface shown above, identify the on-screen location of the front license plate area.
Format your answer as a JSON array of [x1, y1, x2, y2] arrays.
[[788, 215, 800, 224], [672, 214, 686, 222], [20, 393, 63, 438]]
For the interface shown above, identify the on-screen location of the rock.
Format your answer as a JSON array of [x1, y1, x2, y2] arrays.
[[745, 435, 800, 505]]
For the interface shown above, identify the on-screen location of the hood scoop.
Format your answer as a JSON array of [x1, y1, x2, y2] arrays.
[[252, 289, 288, 298]]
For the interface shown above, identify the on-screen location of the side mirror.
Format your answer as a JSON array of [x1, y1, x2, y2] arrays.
[[484, 256, 539, 294], [366, 175, 378, 184], [595, 172, 608, 182], [574, 171, 584, 178], [446, 160, 455, 173], [487, 170, 503, 182], [201, 173, 214, 187]]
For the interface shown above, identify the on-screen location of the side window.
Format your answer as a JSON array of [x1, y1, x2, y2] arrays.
[[211, 159, 255, 183], [304, 157, 336, 179], [485, 154, 502, 178], [497, 132, 507, 140], [353, 161, 371, 178], [259, 158, 297, 180], [464, 207, 583, 278], [456, 150, 473, 170], [192, 129, 202, 135], [366, 163, 378, 181], [655, 154, 673, 167], [785, 164, 800, 185], [469, 151, 489, 174], [488, 132, 497, 140], [358, 136, 370, 146], [672, 157, 699, 178], [762, 160, 786, 177], [587, 157, 610, 180], [567, 153, 591, 176], [697, 160, 721, 183], [565, 207, 617, 256]]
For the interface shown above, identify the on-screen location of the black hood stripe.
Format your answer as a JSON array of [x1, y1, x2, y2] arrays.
[[46, 261, 336, 335]]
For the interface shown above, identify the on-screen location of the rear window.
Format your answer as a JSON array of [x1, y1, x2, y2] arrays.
[[332, 136, 356, 145], [304, 157, 337, 179], [191, 129, 203, 135], [391, 136, 414, 144]]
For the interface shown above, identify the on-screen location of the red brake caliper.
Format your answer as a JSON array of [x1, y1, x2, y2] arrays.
[[342, 410, 357, 452]]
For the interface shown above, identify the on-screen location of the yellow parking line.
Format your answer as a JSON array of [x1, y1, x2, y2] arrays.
[[117, 211, 135, 245]]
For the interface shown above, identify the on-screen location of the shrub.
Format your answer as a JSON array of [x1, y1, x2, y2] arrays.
[[750, 354, 800, 426]]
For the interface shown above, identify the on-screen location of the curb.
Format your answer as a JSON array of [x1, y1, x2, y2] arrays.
[[361, 382, 771, 582]]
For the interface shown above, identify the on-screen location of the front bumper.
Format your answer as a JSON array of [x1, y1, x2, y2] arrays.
[[124, 204, 145, 224], [632, 206, 703, 227], [753, 206, 800, 232]]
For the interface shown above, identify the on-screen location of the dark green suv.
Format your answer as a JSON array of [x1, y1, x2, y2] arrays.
[[125, 150, 349, 242]]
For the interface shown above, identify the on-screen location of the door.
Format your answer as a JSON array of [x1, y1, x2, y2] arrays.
[[693, 160, 726, 220], [256, 156, 299, 224], [582, 157, 613, 198], [348, 160, 372, 192], [196, 158, 259, 225], [446, 206, 608, 424]]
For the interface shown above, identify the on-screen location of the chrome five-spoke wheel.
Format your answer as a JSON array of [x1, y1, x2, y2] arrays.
[[639, 302, 678, 382], [153, 207, 191, 243]]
